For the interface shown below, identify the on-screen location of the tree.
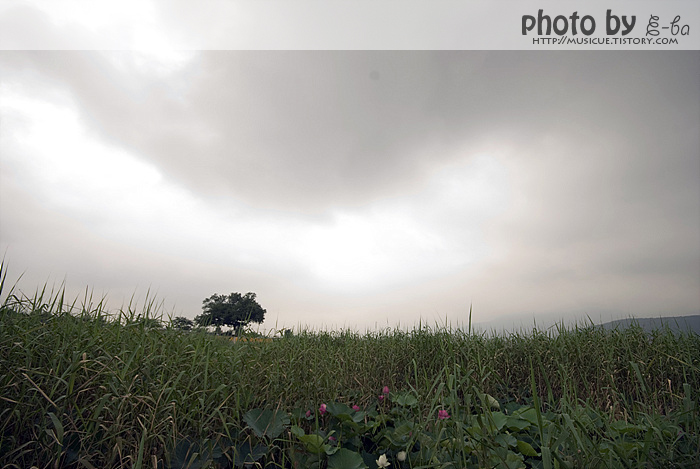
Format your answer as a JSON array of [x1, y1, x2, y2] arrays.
[[136, 316, 163, 329], [195, 292, 266, 334], [170, 316, 194, 331]]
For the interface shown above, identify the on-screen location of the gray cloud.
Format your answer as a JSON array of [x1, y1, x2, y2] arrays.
[[1, 50, 698, 329], [7, 51, 697, 213]]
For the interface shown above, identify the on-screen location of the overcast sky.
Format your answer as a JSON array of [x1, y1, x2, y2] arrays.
[[1, 7, 698, 332]]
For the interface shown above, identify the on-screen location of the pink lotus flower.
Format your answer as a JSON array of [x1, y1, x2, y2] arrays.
[[352, 405, 360, 411], [438, 409, 450, 420], [382, 386, 390, 395], [378, 394, 384, 402], [319, 404, 327, 415], [329, 436, 336, 442], [305, 410, 312, 418]]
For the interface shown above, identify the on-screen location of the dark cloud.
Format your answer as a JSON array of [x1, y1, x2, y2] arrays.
[[4, 52, 697, 213]]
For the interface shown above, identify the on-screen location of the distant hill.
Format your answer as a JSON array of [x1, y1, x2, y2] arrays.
[[598, 315, 700, 335]]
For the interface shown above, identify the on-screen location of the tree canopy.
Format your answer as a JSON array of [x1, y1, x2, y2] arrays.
[[195, 292, 266, 334], [170, 316, 194, 331]]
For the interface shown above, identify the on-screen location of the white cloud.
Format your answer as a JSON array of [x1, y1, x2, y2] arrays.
[[2, 88, 164, 222], [293, 152, 513, 292]]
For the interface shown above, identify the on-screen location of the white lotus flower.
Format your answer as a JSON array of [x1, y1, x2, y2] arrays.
[[376, 453, 391, 468], [397, 451, 407, 462]]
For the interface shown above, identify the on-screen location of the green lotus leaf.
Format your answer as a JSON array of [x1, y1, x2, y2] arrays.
[[243, 408, 289, 439]]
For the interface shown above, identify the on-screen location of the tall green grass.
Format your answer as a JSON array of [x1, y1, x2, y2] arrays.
[[1, 269, 699, 467]]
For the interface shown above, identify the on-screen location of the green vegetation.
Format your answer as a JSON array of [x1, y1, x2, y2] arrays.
[[195, 292, 267, 335], [1, 269, 699, 468]]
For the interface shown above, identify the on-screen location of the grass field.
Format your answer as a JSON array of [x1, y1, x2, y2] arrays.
[[1, 269, 699, 468]]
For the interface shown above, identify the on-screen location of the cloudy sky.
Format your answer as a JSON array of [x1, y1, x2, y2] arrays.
[[1, 5, 698, 332]]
